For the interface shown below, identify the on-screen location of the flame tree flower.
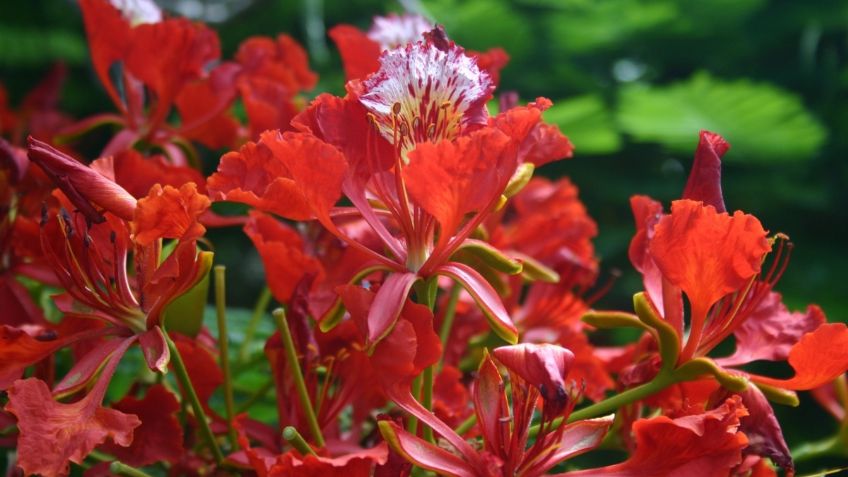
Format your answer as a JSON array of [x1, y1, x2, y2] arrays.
[[209, 30, 573, 347], [378, 343, 614, 476], [1, 138, 211, 477]]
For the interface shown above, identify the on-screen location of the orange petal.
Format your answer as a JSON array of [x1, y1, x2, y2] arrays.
[[749, 323, 848, 391], [132, 183, 210, 246], [649, 199, 770, 315]]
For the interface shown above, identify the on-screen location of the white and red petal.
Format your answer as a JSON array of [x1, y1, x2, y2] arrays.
[[359, 38, 493, 154]]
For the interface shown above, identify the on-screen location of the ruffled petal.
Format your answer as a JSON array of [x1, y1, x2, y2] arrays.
[[649, 199, 770, 316], [132, 183, 210, 245]]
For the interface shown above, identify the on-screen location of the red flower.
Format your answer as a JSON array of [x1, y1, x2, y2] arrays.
[[379, 343, 613, 476], [627, 131, 848, 392], [1, 139, 213, 475], [71, 0, 238, 158], [210, 33, 572, 346]]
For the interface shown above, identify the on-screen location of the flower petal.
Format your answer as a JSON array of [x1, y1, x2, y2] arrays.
[[132, 183, 210, 246], [716, 292, 824, 367], [328, 25, 382, 81], [244, 211, 323, 303], [4, 336, 140, 477], [378, 420, 478, 477], [366, 272, 420, 345], [557, 397, 748, 477], [436, 262, 518, 344], [404, 128, 515, 243], [747, 323, 848, 390], [649, 199, 770, 316], [493, 343, 574, 417], [682, 130, 729, 213], [99, 384, 184, 467]]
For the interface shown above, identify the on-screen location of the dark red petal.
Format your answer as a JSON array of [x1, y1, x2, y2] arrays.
[[365, 272, 419, 345], [716, 293, 824, 367], [473, 353, 509, 454], [683, 130, 729, 213], [378, 420, 478, 477], [100, 385, 184, 466], [27, 137, 137, 221], [436, 262, 518, 344], [737, 386, 793, 473], [4, 337, 139, 477]]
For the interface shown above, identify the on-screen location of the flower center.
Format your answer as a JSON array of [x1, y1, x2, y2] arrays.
[[359, 37, 493, 156]]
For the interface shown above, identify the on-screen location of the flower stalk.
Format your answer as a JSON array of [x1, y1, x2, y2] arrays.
[[214, 265, 239, 450], [164, 330, 225, 464], [273, 308, 326, 448]]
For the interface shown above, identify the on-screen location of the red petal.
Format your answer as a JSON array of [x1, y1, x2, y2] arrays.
[[244, 211, 323, 303], [682, 130, 729, 213], [328, 25, 382, 81], [124, 19, 220, 127], [138, 326, 169, 373], [78, 0, 132, 110], [4, 337, 140, 477], [491, 97, 573, 166], [236, 34, 317, 93], [378, 420, 478, 477], [748, 323, 848, 390], [132, 183, 210, 246], [100, 384, 184, 466], [436, 262, 518, 344], [210, 131, 347, 224], [473, 353, 509, 454], [737, 386, 792, 473], [716, 292, 824, 367], [538, 416, 614, 473], [0, 318, 105, 390], [175, 72, 239, 149], [558, 397, 748, 477], [93, 149, 207, 199], [493, 343, 574, 416], [366, 272, 419, 345], [404, 129, 514, 240], [0, 274, 45, 327], [27, 137, 137, 221], [649, 199, 770, 316]]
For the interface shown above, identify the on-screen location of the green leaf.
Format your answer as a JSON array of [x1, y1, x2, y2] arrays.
[[544, 95, 621, 154], [0, 26, 87, 66], [617, 72, 827, 162]]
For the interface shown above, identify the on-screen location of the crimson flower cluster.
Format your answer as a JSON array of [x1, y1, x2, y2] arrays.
[[1, 2, 845, 476]]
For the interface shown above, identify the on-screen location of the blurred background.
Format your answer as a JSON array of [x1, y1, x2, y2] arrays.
[[1, 0, 846, 467]]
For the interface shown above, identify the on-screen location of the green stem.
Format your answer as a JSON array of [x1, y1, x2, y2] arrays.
[[236, 380, 275, 414], [164, 330, 224, 464], [109, 462, 154, 477], [529, 370, 677, 438], [455, 413, 477, 435], [422, 365, 434, 443], [408, 374, 422, 435], [283, 426, 318, 456], [438, 284, 461, 349], [239, 286, 272, 363], [273, 308, 325, 448], [214, 266, 238, 450]]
